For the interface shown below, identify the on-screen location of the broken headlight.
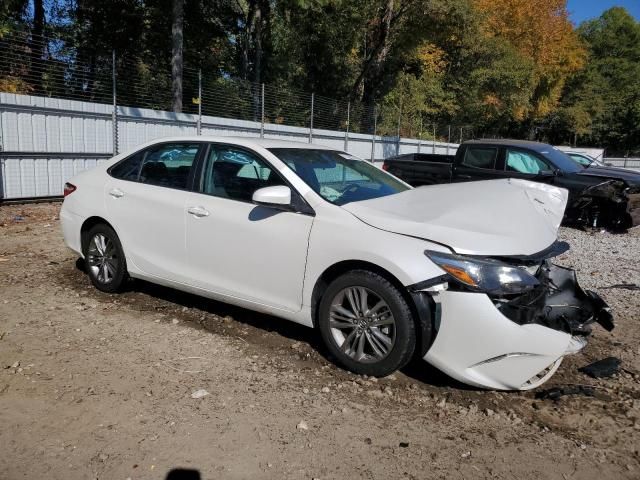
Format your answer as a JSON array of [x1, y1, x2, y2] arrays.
[[425, 251, 539, 296]]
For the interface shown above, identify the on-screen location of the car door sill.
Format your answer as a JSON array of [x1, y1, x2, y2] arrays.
[[128, 270, 302, 315]]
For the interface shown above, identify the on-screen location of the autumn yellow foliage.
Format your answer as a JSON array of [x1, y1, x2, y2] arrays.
[[415, 43, 447, 75], [473, 0, 586, 118], [0, 77, 33, 94]]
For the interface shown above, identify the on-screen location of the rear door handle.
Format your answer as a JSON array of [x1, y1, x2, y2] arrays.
[[109, 188, 125, 198], [187, 206, 210, 218]]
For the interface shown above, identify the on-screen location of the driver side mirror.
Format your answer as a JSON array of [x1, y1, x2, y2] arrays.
[[537, 169, 557, 178], [252, 186, 292, 209]]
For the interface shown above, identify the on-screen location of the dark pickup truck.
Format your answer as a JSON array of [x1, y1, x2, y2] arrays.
[[383, 139, 640, 230]]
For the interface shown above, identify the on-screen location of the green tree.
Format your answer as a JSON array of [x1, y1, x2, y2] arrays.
[[555, 7, 640, 154]]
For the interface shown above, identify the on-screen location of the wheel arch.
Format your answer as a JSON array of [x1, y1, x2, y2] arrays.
[[310, 260, 434, 358], [80, 216, 117, 254]]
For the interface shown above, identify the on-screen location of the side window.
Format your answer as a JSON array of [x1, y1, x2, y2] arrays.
[[110, 150, 145, 182], [139, 143, 200, 189], [462, 147, 498, 170], [506, 149, 549, 175], [202, 146, 285, 202]]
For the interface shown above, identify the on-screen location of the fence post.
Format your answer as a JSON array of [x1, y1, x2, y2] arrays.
[[417, 116, 422, 153], [0, 106, 3, 199], [0, 104, 4, 153], [432, 124, 436, 153], [396, 98, 402, 156], [197, 69, 202, 135], [112, 50, 118, 155], [260, 83, 265, 138], [344, 101, 350, 151], [370, 105, 377, 163], [459, 126, 463, 144], [446, 125, 451, 155], [309, 93, 315, 143]]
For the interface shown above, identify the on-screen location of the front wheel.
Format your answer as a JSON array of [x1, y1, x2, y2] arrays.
[[83, 224, 128, 293], [318, 270, 416, 377]]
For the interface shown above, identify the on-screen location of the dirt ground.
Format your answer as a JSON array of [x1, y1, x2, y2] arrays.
[[1, 202, 639, 480]]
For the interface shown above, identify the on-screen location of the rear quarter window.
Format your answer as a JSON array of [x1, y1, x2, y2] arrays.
[[109, 150, 145, 181]]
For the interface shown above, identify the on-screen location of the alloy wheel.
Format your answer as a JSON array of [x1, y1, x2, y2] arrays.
[[86, 233, 118, 284], [329, 286, 396, 363]]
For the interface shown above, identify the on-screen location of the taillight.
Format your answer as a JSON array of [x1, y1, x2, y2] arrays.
[[63, 183, 76, 197], [381, 163, 389, 171]]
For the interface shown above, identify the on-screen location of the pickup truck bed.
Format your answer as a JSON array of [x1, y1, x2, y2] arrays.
[[382, 153, 455, 186]]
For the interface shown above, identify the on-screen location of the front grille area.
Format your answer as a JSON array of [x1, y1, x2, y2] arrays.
[[493, 263, 606, 336]]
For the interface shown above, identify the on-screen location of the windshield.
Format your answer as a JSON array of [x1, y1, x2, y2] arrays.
[[567, 152, 606, 168], [567, 153, 592, 167], [268, 148, 410, 205], [538, 147, 583, 173]]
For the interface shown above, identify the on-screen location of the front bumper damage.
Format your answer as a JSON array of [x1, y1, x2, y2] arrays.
[[568, 180, 640, 230], [420, 263, 613, 390], [627, 190, 640, 227], [496, 264, 614, 335]]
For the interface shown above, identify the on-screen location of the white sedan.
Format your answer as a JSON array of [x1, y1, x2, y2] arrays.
[[60, 137, 613, 390]]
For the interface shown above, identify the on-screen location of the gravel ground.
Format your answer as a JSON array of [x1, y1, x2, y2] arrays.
[[1, 202, 639, 480]]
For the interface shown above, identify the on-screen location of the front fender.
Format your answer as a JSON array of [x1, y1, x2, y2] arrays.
[[303, 205, 447, 309]]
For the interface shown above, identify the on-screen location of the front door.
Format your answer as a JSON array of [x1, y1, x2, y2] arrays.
[[185, 144, 314, 312]]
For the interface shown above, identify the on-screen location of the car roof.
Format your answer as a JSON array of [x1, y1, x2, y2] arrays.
[[142, 135, 339, 151], [465, 139, 554, 152]]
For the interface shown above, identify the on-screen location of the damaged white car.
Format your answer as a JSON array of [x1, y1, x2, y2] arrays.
[[60, 137, 613, 390]]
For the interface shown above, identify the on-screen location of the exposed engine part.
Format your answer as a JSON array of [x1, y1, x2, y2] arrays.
[[583, 179, 628, 202], [567, 180, 640, 230]]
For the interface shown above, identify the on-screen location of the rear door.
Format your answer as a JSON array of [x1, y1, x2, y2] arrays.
[[105, 142, 203, 281], [184, 144, 314, 312]]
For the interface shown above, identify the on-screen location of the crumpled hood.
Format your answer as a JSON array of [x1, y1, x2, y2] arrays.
[[577, 166, 640, 187], [342, 179, 568, 256]]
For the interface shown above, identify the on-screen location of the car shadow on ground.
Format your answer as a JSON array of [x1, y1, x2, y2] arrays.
[[166, 469, 201, 480], [74, 259, 475, 391]]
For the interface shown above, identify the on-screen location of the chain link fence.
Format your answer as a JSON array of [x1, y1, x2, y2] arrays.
[[0, 32, 472, 199], [0, 32, 474, 148]]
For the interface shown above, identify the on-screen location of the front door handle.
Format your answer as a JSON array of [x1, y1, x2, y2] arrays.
[[187, 206, 210, 218], [109, 188, 125, 198]]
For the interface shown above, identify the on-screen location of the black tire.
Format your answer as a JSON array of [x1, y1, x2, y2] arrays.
[[82, 224, 128, 293], [318, 270, 416, 377]]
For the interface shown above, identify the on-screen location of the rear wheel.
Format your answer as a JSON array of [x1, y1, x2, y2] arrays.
[[318, 270, 416, 377], [83, 224, 127, 293]]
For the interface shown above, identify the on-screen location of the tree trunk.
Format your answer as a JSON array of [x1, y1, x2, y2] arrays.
[[350, 0, 400, 133], [240, 0, 270, 85], [30, 0, 45, 94], [253, 4, 262, 84], [252, 0, 271, 84], [171, 0, 184, 113], [350, 0, 395, 102], [241, 0, 258, 81]]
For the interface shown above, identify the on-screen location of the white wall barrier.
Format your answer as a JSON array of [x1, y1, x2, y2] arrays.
[[0, 93, 458, 199]]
